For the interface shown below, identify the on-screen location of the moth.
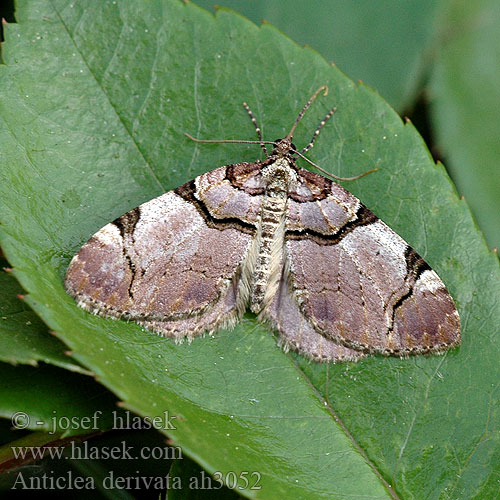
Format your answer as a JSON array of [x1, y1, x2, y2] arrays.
[[65, 86, 460, 362]]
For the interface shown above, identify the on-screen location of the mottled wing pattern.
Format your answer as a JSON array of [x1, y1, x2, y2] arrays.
[[65, 164, 261, 338], [285, 168, 461, 356], [263, 263, 365, 362], [194, 161, 265, 224], [140, 277, 240, 340]]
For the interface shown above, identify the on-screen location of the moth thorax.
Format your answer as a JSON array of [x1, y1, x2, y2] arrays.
[[262, 159, 297, 197]]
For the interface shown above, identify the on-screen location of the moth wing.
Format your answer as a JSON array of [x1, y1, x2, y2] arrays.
[[65, 165, 261, 337], [285, 169, 461, 356], [262, 263, 365, 362], [140, 276, 241, 341]]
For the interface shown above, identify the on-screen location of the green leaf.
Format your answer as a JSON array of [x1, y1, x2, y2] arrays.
[[0, 1, 499, 498], [193, 0, 442, 110], [0, 363, 120, 436], [0, 430, 98, 475], [430, 0, 500, 250], [0, 260, 88, 373]]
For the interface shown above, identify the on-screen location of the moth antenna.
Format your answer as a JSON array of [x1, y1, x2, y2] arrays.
[[243, 102, 268, 155], [292, 148, 378, 181], [286, 85, 329, 140], [301, 107, 336, 154], [184, 133, 277, 147]]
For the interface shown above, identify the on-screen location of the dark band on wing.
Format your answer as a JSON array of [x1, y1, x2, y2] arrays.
[[112, 207, 141, 300], [285, 204, 378, 245], [175, 180, 257, 235], [386, 246, 432, 335], [225, 162, 266, 196], [405, 246, 431, 278], [112, 207, 141, 238], [288, 168, 333, 202]]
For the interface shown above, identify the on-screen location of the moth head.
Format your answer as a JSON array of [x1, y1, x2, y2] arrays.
[[270, 138, 296, 159]]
